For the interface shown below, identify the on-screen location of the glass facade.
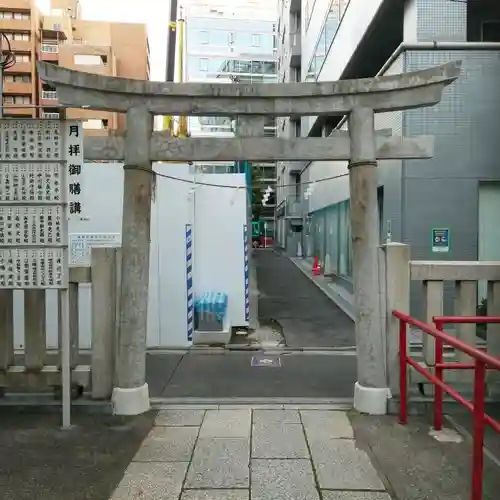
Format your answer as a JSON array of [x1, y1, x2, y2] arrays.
[[305, 0, 350, 82], [187, 57, 276, 82], [186, 17, 277, 137], [306, 200, 353, 279]]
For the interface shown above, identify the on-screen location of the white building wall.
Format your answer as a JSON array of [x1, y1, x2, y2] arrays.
[[301, 0, 331, 77], [301, 0, 387, 135]]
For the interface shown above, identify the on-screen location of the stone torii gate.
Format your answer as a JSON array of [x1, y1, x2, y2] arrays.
[[38, 61, 460, 416]]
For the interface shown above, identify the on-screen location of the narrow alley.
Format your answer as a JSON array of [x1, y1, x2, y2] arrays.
[[144, 249, 357, 400], [255, 250, 355, 348]]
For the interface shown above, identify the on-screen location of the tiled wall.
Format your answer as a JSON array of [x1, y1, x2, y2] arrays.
[[416, 0, 467, 42]]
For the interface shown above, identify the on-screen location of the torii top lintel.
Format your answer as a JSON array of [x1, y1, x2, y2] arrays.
[[37, 61, 461, 117]]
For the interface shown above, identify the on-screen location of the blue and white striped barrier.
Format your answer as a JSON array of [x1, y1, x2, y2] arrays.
[[185, 224, 194, 341], [244, 224, 249, 322]]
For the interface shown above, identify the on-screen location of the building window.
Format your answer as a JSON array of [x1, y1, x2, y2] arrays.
[[198, 58, 208, 71], [4, 74, 31, 83], [15, 95, 31, 104], [74, 54, 106, 65], [83, 119, 108, 130], [13, 33, 30, 41], [482, 21, 500, 42], [198, 30, 209, 44], [14, 53, 30, 62], [4, 32, 30, 41], [0, 11, 30, 20], [252, 34, 261, 47], [4, 95, 31, 104]]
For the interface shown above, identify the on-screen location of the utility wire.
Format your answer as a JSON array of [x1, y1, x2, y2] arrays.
[[0, 33, 15, 70], [0, 32, 16, 119], [125, 164, 349, 189]]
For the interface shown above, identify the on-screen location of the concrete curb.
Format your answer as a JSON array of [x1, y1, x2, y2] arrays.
[[288, 256, 356, 322], [150, 396, 353, 409]]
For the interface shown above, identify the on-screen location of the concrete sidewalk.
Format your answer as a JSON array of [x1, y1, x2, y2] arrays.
[[110, 406, 390, 500]]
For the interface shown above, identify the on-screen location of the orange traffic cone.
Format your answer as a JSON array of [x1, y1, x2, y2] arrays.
[[312, 255, 321, 276]]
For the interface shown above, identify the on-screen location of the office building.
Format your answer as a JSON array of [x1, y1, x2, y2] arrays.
[[181, 0, 278, 225], [2, 0, 149, 134], [276, 0, 500, 313]]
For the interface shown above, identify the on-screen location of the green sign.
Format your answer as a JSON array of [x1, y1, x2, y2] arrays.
[[431, 228, 450, 253]]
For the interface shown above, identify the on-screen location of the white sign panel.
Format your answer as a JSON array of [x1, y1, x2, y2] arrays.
[[0, 206, 63, 246], [0, 119, 62, 161], [69, 233, 121, 266], [64, 121, 84, 220], [0, 163, 63, 203], [0, 118, 73, 289], [0, 248, 66, 288]]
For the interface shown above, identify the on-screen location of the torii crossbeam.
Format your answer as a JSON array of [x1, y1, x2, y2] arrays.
[[38, 61, 461, 416]]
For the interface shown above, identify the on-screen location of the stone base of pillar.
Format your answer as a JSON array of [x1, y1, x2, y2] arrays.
[[353, 381, 391, 415], [112, 383, 150, 415]]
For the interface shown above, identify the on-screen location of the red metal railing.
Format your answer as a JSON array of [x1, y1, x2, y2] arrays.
[[393, 311, 500, 500]]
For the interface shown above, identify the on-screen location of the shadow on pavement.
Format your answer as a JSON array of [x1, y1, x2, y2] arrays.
[[0, 409, 156, 500], [350, 412, 500, 500], [146, 352, 357, 398]]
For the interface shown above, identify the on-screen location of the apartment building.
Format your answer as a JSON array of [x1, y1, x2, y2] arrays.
[[277, 0, 500, 314], [2, 0, 149, 134], [181, 0, 278, 224]]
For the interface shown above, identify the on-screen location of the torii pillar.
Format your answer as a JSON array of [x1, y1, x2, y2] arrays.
[[38, 61, 460, 415]]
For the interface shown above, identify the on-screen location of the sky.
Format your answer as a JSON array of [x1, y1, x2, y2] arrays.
[[37, 0, 170, 81]]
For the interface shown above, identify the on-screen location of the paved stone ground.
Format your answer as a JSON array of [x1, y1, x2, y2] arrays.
[[255, 250, 355, 348], [0, 409, 155, 500], [351, 412, 500, 500], [145, 352, 357, 398], [109, 406, 391, 500]]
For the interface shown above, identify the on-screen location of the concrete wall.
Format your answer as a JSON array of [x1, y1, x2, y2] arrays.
[[301, 46, 500, 316]]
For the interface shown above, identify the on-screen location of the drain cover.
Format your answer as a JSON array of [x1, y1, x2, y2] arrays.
[[251, 355, 282, 367]]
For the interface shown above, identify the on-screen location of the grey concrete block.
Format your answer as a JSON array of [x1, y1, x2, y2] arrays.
[[185, 438, 250, 488], [110, 462, 188, 500], [321, 493, 391, 500], [199, 409, 251, 438], [133, 427, 198, 462], [252, 423, 309, 459], [253, 409, 300, 426], [155, 409, 205, 427], [181, 491, 249, 500], [300, 411, 353, 439], [309, 439, 385, 491], [251, 459, 320, 500]]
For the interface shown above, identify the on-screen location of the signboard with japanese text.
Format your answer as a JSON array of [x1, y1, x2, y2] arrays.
[[65, 121, 84, 219], [69, 233, 121, 266], [0, 118, 75, 289]]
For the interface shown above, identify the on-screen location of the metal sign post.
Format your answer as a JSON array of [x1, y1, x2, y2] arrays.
[[0, 118, 81, 428]]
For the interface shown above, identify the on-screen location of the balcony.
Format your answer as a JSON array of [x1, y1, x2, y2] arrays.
[[0, 18, 31, 31], [40, 43, 59, 62], [9, 39, 31, 52], [290, 31, 301, 68], [41, 90, 57, 100], [5, 60, 31, 73], [40, 90, 57, 108], [289, 162, 306, 175], [3, 106, 33, 117], [42, 112, 60, 119], [285, 195, 302, 219], [290, 0, 300, 12], [3, 81, 32, 94]]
